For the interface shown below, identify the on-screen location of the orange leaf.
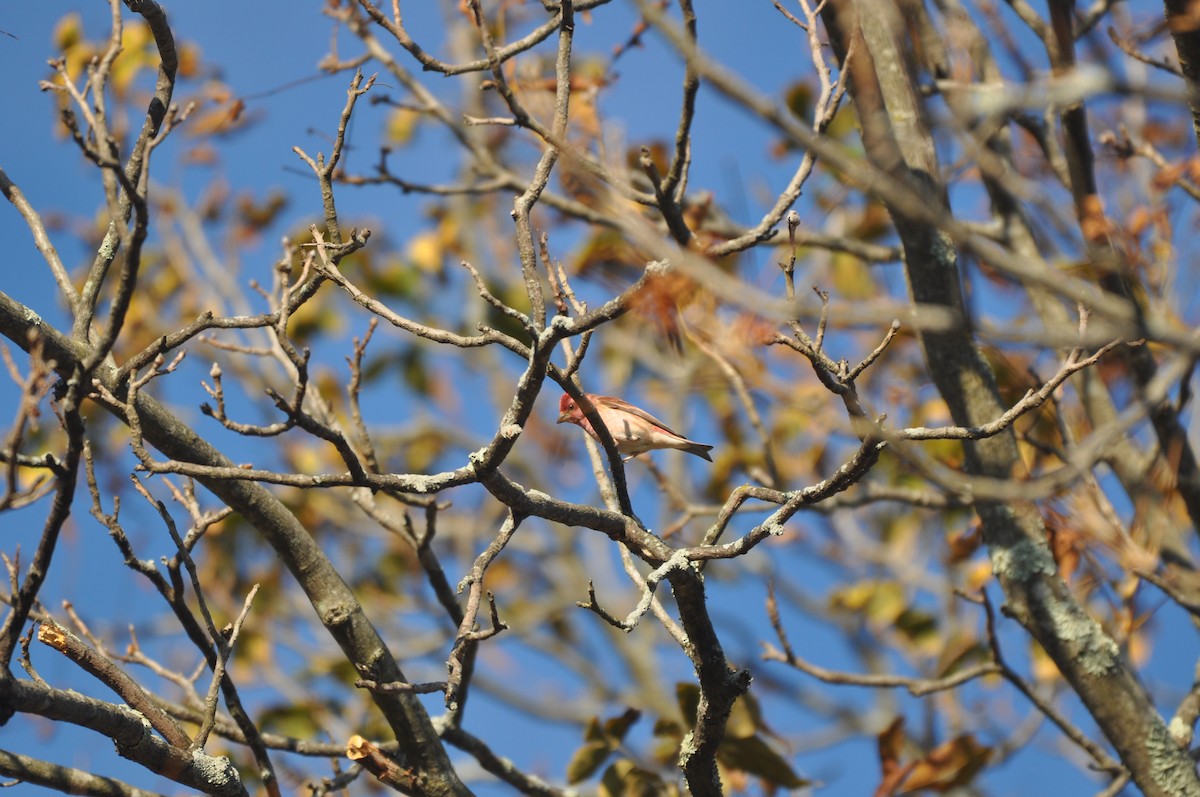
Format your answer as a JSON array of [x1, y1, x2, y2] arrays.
[[945, 524, 982, 563]]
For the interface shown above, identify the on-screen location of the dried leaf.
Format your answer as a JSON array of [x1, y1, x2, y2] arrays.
[[898, 734, 992, 793]]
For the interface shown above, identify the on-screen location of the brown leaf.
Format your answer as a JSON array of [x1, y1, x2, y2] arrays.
[[1152, 162, 1186, 191], [1079, 194, 1115, 243], [877, 717, 906, 776], [186, 98, 247, 138], [1044, 508, 1082, 583], [898, 734, 992, 793], [874, 718, 914, 797]]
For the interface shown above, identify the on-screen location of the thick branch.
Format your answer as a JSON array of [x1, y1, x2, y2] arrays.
[[820, 2, 1200, 793], [0, 293, 470, 797], [0, 675, 244, 796]]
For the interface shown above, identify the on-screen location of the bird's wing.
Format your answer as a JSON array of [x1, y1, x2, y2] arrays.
[[593, 395, 688, 439]]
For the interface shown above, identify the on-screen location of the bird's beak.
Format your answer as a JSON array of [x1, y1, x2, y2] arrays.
[[556, 411, 570, 424]]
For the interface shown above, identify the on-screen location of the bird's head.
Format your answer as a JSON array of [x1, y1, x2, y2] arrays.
[[557, 393, 582, 425]]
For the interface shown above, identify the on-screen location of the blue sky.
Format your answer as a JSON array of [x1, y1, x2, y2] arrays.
[[1, 3, 1197, 796]]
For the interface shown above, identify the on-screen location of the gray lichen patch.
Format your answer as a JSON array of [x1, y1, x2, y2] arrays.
[[989, 537, 1056, 583], [190, 749, 242, 791], [1146, 721, 1200, 796], [1037, 580, 1119, 677]]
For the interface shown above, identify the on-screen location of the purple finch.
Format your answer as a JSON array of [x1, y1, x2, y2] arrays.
[[557, 393, 713, 462]]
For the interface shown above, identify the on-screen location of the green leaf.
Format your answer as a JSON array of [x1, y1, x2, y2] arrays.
[[651, 717, 683, 764], [784, 81, 813, 121], [599, 759, 665, 797], [582, 716, 606, 743], [895, 608, 939, 652], [725, 692, 762, 740], [603, 708, 641, 742], [718, 734, 810, 789], [675, 682, 700, 723], [567, 739, 615, 784], [676, 684, 765, 740]]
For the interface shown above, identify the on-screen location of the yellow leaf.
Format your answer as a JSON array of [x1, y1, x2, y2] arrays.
[[1029, 641, 1060, 683], [964, 560, 992, 591], [53, 12, 83, 51], [111, 22, 158, 96], [830, 579, 906, 626], [386, 107, 421, 144], [407, 231, 444, 274], [830, 253, 875, 300], [830, 580, 877, 612], [290, 446, 325, 476]]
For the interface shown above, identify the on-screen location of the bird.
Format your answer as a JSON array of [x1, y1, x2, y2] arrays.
[[556, 393, 713, 462]]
